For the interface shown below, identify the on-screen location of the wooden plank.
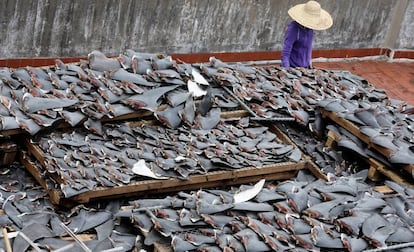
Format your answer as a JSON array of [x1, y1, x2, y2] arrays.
[[61, 234, 96, 242], [0, 106, 157, 137], [71, 162, 305, 203], [0, 141, 17, 166], [152, 170, 298, 196], [325, 130, 339, 148], [101, 110, 154, 122], [368, 165, 384, 182], [320, 109, 367, 141], [22, 138, 65, 185], [23, 138, 46, 164], [19, 152, 63, 204], [401, 164, 414, 178], [374, 185, 395, 195], [101, 113, 258, 132], [267, 124, 296, 146], [305, 160, 328, 181], [368, 158, 414, 188], [0, 129, 25, 137], [220, 110, 250, 119]]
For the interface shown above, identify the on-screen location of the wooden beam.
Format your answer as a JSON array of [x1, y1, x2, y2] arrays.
[[368, 158, 413, 188], [19, 152, 63, 204], [305, 160, 328, 181]]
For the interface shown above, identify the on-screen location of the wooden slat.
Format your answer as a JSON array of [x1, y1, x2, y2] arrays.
[[267, 124, 296, 146], [321, 110, 368, 141], [24, 138, 46, 164], [0, 107, 244, 137], [220, 110, 250, 119], [368, 158, 414, 188], [374, 185, 395, 194], [0, 141, 17, 166], [101, 110, 154, 122], [305, 160, 328, 181], [61, 234, 96, 242], [23, 138, 65, 185], [0, 129, 25, 137], [19, 152, 63, 204], [325, 130, 339, 148], [0, 110, 154, 137], [114, 170, 298, 197]]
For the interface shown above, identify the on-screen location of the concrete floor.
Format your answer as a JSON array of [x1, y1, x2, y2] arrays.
[[314, 60, 414, 105]]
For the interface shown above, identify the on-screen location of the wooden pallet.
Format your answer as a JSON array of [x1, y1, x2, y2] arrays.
[[325, 128, 414, 188], [21, 114, 307, 205], [22, 145, 305, 205], [321, 109, 414, 177]]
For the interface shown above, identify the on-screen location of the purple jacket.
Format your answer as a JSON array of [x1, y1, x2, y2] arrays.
[[281, 21, 314, 68]]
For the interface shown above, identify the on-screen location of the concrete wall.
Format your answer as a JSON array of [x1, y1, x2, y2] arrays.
[[396, 0, 414, 49], [0, 0, 410, 59]]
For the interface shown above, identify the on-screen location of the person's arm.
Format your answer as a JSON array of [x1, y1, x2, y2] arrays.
[[281, 22, 297, 68]]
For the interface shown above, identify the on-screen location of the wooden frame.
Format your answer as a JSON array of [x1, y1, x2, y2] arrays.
[[324, 127, 414, 188], [22, 145, 305, 205]]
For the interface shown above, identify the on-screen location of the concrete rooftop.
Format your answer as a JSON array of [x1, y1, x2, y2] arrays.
[[314, 60, 414, 105]]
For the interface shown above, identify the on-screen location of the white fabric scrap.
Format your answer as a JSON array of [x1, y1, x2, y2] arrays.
[[187, 80, 207, 97], [191, 68, 209, 86]]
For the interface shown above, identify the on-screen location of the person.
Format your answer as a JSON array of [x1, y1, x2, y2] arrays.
[[281, 1, 333, 68]]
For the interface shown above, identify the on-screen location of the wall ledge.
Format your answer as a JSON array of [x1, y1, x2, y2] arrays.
[[0, 48, 413, 68]]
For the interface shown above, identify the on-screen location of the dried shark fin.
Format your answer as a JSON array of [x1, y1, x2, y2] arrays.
[[122, 84, 179, 112], [22, 93, 79, 113], [179, 93, 196, 125], [155, 104, 184, 129], [194, 107, 221, 130], [88, 50, 121, 72]]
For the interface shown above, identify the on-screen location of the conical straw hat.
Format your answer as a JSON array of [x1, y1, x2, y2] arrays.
[[288, 1, 333, 30]]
